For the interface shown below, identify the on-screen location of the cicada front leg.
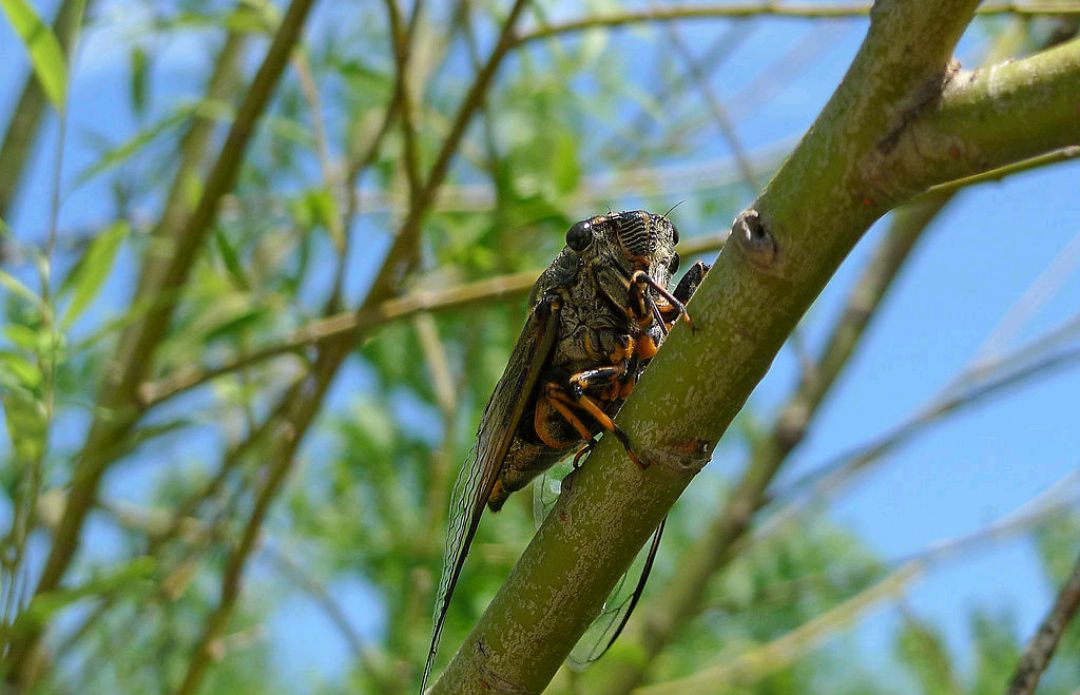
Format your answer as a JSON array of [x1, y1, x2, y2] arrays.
[[629, 270, 697, 335]]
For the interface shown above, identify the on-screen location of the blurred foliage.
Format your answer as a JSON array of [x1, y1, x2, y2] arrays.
[[0, 1, 1077, 694]]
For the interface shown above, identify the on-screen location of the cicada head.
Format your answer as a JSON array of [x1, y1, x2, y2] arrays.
[[564, 210, 681, 286]]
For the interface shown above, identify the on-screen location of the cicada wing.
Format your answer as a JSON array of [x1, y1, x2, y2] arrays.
[[567, 517, 667, 668], [422, 294, 561, 692], [530, 464, 667, 670]]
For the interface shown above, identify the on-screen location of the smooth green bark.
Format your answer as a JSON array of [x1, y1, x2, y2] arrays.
[[432, 2, 1080, 693]]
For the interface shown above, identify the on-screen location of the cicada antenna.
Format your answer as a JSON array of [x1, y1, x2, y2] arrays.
[[663, 200, 687, 218]]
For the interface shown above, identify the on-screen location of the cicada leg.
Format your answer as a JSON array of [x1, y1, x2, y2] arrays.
[[629, 269, 696, 334], [542, 381, 645, 469], [572, 441, 593, 469]]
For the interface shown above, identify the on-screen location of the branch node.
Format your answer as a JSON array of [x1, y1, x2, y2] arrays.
[[732, 209, 780, 275], [774, 400, 810, 450], [641, 437, 713, 477]]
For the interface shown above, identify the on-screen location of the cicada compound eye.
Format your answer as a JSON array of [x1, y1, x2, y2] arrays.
[[566, 219, 593, 252]]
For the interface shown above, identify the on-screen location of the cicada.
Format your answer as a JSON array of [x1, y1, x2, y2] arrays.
[[422, 210, 709, 691]]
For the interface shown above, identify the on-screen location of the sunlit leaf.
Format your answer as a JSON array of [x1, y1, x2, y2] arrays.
[[0, 0, 68, 108], [73, 106, 196, 186], [3, 324, 39, 351], [214, 228, 251, 291], [130, 44, 149, 116], [0, 350, 41, 389], [0, 268, 43, 309], [2, 388, 45, 464], [60, 220, 129, 329], [8, 556, 156, 637]]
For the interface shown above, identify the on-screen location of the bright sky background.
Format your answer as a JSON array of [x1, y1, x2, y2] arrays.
[[2, 1, 1079, 691]]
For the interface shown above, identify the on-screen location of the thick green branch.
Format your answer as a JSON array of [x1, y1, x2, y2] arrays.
[[431, 1, 989, 691], [869, 35, 1080, 202], [587, 191, 953, 694]]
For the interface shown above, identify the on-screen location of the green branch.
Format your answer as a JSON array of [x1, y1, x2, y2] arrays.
[[513, 3, 1080, 47], [587, 192, 954, 694], [429, 1, 1029, 691], [895, 35, 1080, 194], [1007, 548, 1080, 695]]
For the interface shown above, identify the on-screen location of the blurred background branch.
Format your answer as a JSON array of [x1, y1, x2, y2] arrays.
[[0, 2, 1078, 694]]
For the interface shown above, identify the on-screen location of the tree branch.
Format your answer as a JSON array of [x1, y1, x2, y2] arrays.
[[1006, 549, 1080, 695], [875, 35, 1080, 202], [588, 192, 954, 694], [139, 233, 731, 407], [430, 2, 1008, 691], [513, 3, 1080, 47]]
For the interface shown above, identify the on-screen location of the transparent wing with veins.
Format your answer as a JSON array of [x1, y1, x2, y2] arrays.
[[533, 464, 666, 669], [421, 295, 560, 692]]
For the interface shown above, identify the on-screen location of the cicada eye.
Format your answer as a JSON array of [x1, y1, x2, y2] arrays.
[[669, 252, 680, 275], [566, 220, 593, 251]]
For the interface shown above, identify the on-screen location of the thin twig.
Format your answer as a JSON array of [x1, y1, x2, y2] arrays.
[[263, 543, 394, 690], [513, 3, 1080, 46], [139, 230, 731, 407], [598, 22, 753, 163], [385, 0, 423, 203], [1007, 549, 1080, 695], [293, 47, 346, 251], [758, 340, 1080, 541], [663, 21, 760, 192], [642, 473, 1080, 694], [925, 146, 1080, 197]]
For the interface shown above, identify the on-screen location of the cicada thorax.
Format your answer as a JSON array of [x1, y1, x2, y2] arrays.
[[488, 304, 646, 511]]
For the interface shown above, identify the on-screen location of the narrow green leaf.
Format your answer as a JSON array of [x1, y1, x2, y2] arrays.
[[0, 0, 68, 108], [73, 106, 195, 186], [0, 268, 43, 308], [130, 45, 149, 116], [0, 350, 42, 389], [60, 220, 129, 328], [2, 389, 45, 464], [3, 324, 39, 351], [8, 556, 156, 637], [203, 306, 268, 344], [214, 228, 251, 291]]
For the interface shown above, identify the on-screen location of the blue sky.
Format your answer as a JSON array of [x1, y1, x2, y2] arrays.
[[2, 1, 1079, 691]]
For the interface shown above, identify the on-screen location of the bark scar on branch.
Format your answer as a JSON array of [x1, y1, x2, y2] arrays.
[[861, 60, 963, 205], [731, 208, 783, 277]]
